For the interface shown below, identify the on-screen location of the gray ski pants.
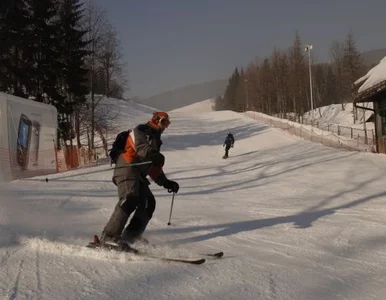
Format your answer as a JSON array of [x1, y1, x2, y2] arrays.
[[103, 177, 156, 240]]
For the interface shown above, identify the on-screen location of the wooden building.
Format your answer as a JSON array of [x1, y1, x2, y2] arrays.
[[355, 57, 386, 153]]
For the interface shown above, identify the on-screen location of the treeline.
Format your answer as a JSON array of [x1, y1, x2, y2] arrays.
[[0, 0, 126, 152], [216, 31, 366, 122]]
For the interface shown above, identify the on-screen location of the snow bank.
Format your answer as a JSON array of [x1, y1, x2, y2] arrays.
[[246, 111, 374, 152], [355, 56, 386, 93]]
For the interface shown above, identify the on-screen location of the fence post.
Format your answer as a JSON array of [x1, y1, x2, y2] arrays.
[[53, 140, 59, 172], [365, 128, 368, 145], [372, 129, 375, 145], [338, 125, 341, 136], [351, 128, 353, 139]]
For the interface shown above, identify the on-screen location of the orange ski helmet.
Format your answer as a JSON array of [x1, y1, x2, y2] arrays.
[[149, 111, 170, 130]]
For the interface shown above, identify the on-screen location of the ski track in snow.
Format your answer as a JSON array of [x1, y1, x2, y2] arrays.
[[1, 109, 386, 299]]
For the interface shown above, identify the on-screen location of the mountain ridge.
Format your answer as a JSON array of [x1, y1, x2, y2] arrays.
[[138, 78, 227, 111]]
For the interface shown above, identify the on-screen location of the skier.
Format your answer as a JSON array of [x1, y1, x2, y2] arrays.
[[223, 132, 235, 159], [100, 111, 180, 250]]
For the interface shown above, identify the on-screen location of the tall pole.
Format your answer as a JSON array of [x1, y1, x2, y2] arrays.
[[244, 79, 249, 111], [305, 44, 314, 123]]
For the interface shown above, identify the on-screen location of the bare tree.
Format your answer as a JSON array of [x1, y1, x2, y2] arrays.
[[271, 49, 289, 118], [245, 62, 260, 111], [81, 1, 128, 158], [98, 24, 127, 98], [78, 94, 120, 157], [79, 0, 109, 153], [288, 32, 308, 121], [329, 40, 345, 109], [342, 30, 365, 122], [259, 58, 274, 115]]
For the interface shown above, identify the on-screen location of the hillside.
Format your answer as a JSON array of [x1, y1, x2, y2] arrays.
[[362, 48, 386, 68], [138, 79, 227, 111]]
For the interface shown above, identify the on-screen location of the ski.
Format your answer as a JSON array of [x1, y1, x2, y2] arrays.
[[129, 239, 224, 259], [201, 251, 223, 258], [87, 243, 206, 265], [143, 255, 205, 265], [86, 237, 206, 265]]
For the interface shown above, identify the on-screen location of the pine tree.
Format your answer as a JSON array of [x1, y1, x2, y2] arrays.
[[25, 0, 63, 103], [235, 68, 245, 112], [223, 68, 240, 111], [0, 0, 31, 96], [222, 74, 233, 110], [57, 0, 89, 141], [325, 65, 337, 105], [225, 68, 240, 111]]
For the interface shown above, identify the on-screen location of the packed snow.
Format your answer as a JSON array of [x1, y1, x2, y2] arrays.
[[1, 103, 386, 300], [171, 98, 216, 113]]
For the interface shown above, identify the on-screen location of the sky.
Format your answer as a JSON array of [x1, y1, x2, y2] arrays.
[[94, 0, 386, 99], [1, 100, 386, 299]]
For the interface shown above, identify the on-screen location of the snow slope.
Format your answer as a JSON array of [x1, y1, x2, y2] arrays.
[[98, 96, 156, 132], [82, 96, 156, 148], [171, 98, 215, 113], [1, 108, 386, 300], [303, 102, 374, 128]]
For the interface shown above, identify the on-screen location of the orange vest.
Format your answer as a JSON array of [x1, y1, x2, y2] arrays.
[[121, 134, 138, 164], [121, 132, 163, 181]]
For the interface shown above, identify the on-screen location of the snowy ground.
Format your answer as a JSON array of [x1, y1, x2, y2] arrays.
[[172, 98, 215, 113], [1, 107, 386, 300]]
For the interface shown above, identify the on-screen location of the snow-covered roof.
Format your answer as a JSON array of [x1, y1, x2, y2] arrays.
[[355, 56, 386, 100]]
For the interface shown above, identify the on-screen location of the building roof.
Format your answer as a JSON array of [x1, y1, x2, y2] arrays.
[[355, 56, 386, 102]]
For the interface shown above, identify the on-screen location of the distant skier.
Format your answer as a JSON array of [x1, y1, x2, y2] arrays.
[[223, 132, 235, 159], [100, 111, 179, 250]]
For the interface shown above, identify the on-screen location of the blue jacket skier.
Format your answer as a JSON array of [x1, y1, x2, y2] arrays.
[[223, 132, 235, 158]]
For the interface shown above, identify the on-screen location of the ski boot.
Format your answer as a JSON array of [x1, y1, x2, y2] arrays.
[[96, 233, 139, 253]]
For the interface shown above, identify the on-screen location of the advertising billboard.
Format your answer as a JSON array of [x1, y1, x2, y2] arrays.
[[0, 92, 58, 180]]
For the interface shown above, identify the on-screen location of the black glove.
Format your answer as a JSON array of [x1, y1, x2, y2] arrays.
[[163, 180, 179, 193], [150, 152, 165, 167]]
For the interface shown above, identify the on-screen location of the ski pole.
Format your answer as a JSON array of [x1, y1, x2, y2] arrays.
[[167, 192, 176, 226], [44, 161, 152, 182]]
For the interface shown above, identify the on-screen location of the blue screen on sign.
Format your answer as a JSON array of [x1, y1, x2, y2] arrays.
[[18, 121, 29, 147]]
